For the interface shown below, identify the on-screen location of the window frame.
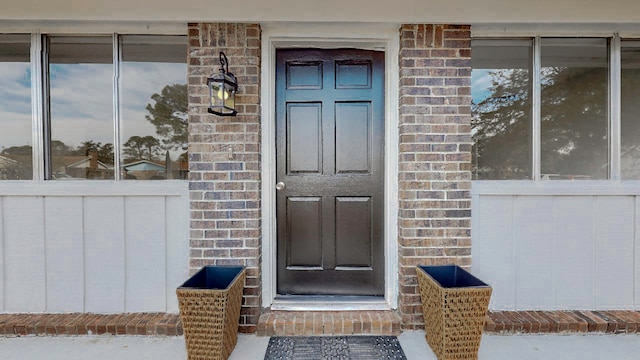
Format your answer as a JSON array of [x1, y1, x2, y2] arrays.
[[2, 30, 187, 182], [472, 34, 623, 181]]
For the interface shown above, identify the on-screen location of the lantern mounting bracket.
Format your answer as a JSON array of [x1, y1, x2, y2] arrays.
[[219, 52, 229, 74]]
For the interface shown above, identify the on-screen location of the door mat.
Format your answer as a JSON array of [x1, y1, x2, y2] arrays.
[[264, 336, 407, 360]]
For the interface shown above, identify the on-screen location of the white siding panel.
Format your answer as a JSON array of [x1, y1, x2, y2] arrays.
[[0, 198, 4, 312], [84, 197, 126, 313], [166, 195, 189, 313], [45, 197, 84, 312], [4, 197, 46, 312], [594, 196, 635, 309], [513, 196, 555, 309], [472, 196, 515, 310], [552, 196, 595, 309], [471, 184, 640, 311], [124, 196, 166, 312]]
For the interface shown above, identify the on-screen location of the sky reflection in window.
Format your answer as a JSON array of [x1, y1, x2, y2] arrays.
[[0, 35, 33, 180], [120, 35, 187, 180]]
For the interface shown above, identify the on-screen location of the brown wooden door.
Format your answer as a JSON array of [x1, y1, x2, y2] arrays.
[[276, 49, 385, 295]]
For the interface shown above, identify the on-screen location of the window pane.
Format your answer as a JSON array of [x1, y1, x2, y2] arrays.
[[0, 35, 32, 180], [471, 39, 532, 180], [49, 36, 114, 180], [541, 38, 609, 180], [621, 41, 640, 179], [120, 35, 187, 180]]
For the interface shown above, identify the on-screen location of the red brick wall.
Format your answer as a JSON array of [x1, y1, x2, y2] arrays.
[[397, 24, 473, 329], [187, 23, 261, 333]]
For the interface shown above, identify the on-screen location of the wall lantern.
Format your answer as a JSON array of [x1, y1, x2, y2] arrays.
[[208, 51, 238, 116]]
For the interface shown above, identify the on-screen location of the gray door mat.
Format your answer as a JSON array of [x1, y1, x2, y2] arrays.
[[263, 336, 407, 360]]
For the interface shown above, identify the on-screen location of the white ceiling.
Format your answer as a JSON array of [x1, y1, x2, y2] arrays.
[[1, 0, 639, 23]]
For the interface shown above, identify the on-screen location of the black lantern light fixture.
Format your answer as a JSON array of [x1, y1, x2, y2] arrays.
[[208, 51, 238, 116]]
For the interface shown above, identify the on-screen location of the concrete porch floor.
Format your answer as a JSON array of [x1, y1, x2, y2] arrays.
[[1, 332, 639, 359]]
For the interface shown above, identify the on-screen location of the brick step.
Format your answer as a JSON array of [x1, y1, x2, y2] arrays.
[[257, 310, 402, 336], [1, 310, 639, 337], [486, 310, 640, 334], [0, 313, 182, 336]]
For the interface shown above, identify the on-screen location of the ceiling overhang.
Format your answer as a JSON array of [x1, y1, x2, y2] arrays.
[[2, 0, 640, 24]]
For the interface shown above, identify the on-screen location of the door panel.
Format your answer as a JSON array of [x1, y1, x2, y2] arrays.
[[335, 102, 371, 174], [287, 197, 323, 267], [287, 61, 323, 89], [287, 103, 322, 174], [335, 197, 372, 268], [335, 61, 372, 89], [276, 48, 384, 295]]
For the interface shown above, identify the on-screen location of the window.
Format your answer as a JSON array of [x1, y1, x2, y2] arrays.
[[621, 41, 640, 180], [472, 37, 613, 181], [0, 34, 187, 181], [120, 36, 188, 180], [472, 39, 532, 180], [541, 38, 609, 180], [0, 35, 32, 180], [49, 36, 115, 180]]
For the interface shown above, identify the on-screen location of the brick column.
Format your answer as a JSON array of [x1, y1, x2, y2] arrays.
[[397, 24, 472, 329], [187, 23, 261, 333]]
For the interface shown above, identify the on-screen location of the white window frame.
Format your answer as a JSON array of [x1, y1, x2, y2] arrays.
[[0, 21, 187, 183], [474, 35, 616, 181], [472, 24, 640, 196]]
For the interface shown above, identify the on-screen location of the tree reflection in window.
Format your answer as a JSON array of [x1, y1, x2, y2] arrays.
[[472, 39, 532, 180], [120, 36, 187, 180], [0, 35, 188, 181], [540, 38, 608, 180], [472, 38, 609, 180], [621, 41, 640, 180]]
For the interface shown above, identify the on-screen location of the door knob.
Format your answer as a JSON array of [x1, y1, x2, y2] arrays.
[[275, 182, 286, 191]]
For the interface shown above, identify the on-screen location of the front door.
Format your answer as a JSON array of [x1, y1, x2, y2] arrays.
[[276, 49, 385, 295]]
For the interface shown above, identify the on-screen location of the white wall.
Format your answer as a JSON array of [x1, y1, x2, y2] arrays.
[[472, 182, 640, 311], [0, 182, 189, 313]]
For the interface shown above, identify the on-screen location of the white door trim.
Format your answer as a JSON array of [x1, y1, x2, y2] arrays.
[[260, 22, 400, 309]]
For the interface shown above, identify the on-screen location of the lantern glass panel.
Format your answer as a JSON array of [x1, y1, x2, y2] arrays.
[[210, 81, 223, 108], [224, 86, 235, 109]]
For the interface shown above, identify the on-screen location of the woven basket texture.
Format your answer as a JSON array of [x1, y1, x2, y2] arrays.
[[416, 266, 492, 360], [177, 268, 246, 360]]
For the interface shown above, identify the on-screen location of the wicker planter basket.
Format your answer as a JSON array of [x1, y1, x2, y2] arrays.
[[416, 265, 492, 360], [177, 266, 246, 360]]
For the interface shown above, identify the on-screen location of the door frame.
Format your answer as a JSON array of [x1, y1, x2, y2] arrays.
[[260, 22, 400, 309]]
